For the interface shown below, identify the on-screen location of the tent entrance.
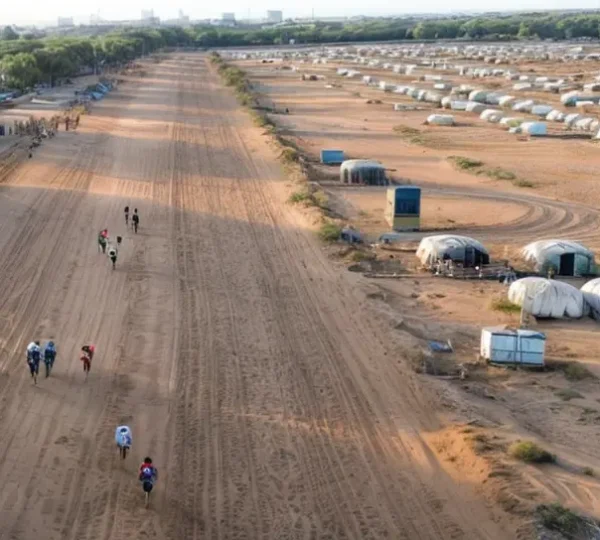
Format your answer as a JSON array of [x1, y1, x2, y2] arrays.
[[559, 253, 575, 276], [464, 247, 490, 268]]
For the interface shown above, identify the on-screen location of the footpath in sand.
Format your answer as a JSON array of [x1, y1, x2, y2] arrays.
[[0, 54, 513, 539]]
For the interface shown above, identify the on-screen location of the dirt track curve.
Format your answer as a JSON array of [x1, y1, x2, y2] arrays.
[[0, 55, 511, 539]]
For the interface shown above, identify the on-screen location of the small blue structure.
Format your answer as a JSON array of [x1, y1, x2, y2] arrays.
[[320, 149, 345, 165], [385, 186, 421, 231]]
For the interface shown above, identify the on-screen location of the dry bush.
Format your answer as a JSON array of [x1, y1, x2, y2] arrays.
[[509, 441, 555, 464]]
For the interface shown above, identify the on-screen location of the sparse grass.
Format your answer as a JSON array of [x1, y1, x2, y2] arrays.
[[583, 467, 595, 476], [491, 297, 521, 314], [318, 222, 342, 243], [393, 124, 427, 145], [555, 388, 584, 401], [249, 110, 274, 130], [564, 362, 595, 381], [281, 147, 299, 164], [350, 250, 376, 262], [469, 433, 496, 455], [484, 167, 517, 181], [449, 155, 484, 170], [509, 441, 555, 464], [537, 503, 594, 537], [288, 190, 312, 205], [512, 179, 535, 188], [312, 190, 328, 209]]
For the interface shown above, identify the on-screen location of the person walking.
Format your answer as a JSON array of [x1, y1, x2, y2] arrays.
[[124, 206, 129, 226], [43, 341, 57, 378], [108, 245, 118, 270], [26, 341, 41, 384], [98, 229, 109, 254], [132, 209, 139, 234]]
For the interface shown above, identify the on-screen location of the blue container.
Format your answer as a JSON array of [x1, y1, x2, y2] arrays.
[[320, 149, 345, 165]]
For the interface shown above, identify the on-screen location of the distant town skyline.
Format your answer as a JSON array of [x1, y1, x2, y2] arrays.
[[3, 0, 600, 27]]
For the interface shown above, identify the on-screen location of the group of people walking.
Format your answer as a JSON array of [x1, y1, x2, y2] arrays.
[[115, 426, 159, 505], [97, 205, 141, 270]]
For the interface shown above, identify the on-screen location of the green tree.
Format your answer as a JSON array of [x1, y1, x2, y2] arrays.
[[0, 52, 41, 90], [1, 26, 19, 41]]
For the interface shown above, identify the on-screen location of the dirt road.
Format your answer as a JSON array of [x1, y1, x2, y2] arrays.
[[0, 55, 511, 539]]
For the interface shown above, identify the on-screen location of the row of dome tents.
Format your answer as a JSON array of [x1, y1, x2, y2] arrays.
[[416, 236, 595, 278], [79, 81, 114, 101]]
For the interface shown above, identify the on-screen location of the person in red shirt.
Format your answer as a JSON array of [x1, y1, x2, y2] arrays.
[[80, 345, 95, 377]]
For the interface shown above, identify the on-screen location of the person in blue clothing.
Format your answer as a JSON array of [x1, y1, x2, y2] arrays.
[[26, 341, 41, 384], [115, 425, 132, 459], [44, 341, 57, 378]]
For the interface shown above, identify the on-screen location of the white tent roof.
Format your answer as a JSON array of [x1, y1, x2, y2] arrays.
[[581, 278, 600, 317], [522, 239, 593, 263], [508, 278, 587, 319], [416, 235, 488, 265]]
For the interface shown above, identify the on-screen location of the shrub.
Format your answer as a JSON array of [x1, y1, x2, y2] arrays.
[[583, 467, 595, 476], [564, 363, 594, 381], [537, 503, 593, 536], [281, 147, 299, 163], [449, 155, 484, 170], [509, 441, 555, 464], [555, 388, 584, 401], [351, 250, 376, 262], [318, 222, 342, 242], [490, 298, 521, 314], [513, 179, 535, 188], [485, 167, 516, 181], [288, 190, 312, 205]]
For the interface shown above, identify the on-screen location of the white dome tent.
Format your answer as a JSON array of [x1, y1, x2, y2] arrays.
[[509, 278, 587, 319], [522, 239, 595, 277], [416, 235, 489, 268], [340, 160, 388, 186], [581, 278, 600, 318]]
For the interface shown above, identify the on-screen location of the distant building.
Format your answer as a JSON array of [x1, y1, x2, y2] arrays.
[[267, 10, 283, 23], [222, 13, 236, 22], [141, 9, 154, 20], [57, 17, 74, 28]]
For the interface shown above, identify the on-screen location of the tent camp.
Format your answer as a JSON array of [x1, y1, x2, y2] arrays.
[[522, 239, 595, 276], [416, 235, 489, 268], [508, 278, 587, 319]]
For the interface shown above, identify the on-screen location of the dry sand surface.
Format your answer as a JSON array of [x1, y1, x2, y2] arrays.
[[0, 54, 523, 539]]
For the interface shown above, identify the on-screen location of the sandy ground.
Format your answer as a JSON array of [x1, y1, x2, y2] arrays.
[[0, 54, 523, 539], [234, 55, 600, 534]]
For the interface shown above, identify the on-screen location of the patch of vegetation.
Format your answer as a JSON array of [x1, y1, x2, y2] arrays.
[[393, 125, 427, 145], [484, 167, 517, 181], [490, 297, 521, 314], [469, 433, 496, 455], [512, 179, 535, 188], [449, 155, 484, 170], [318, 222, 342, 243], [312, 190, 328, 209], [537, 503, 596, 538], [280, 147, 299, 164], [564, 362, 595, 381], [350, 250, 376, 262], [288, 190, 312, 205], [249, 110, 274, 130], [555, 388, 584, 401], [509, 441, 555, 464], [583, 467, 595, 477]]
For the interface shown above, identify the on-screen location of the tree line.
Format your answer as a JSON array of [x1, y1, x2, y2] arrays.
[[0, 27, 191, 91], [3, 13, 600, 90]]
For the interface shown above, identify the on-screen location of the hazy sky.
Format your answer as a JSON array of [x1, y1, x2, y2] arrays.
[[4, 0, 600, 25]]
